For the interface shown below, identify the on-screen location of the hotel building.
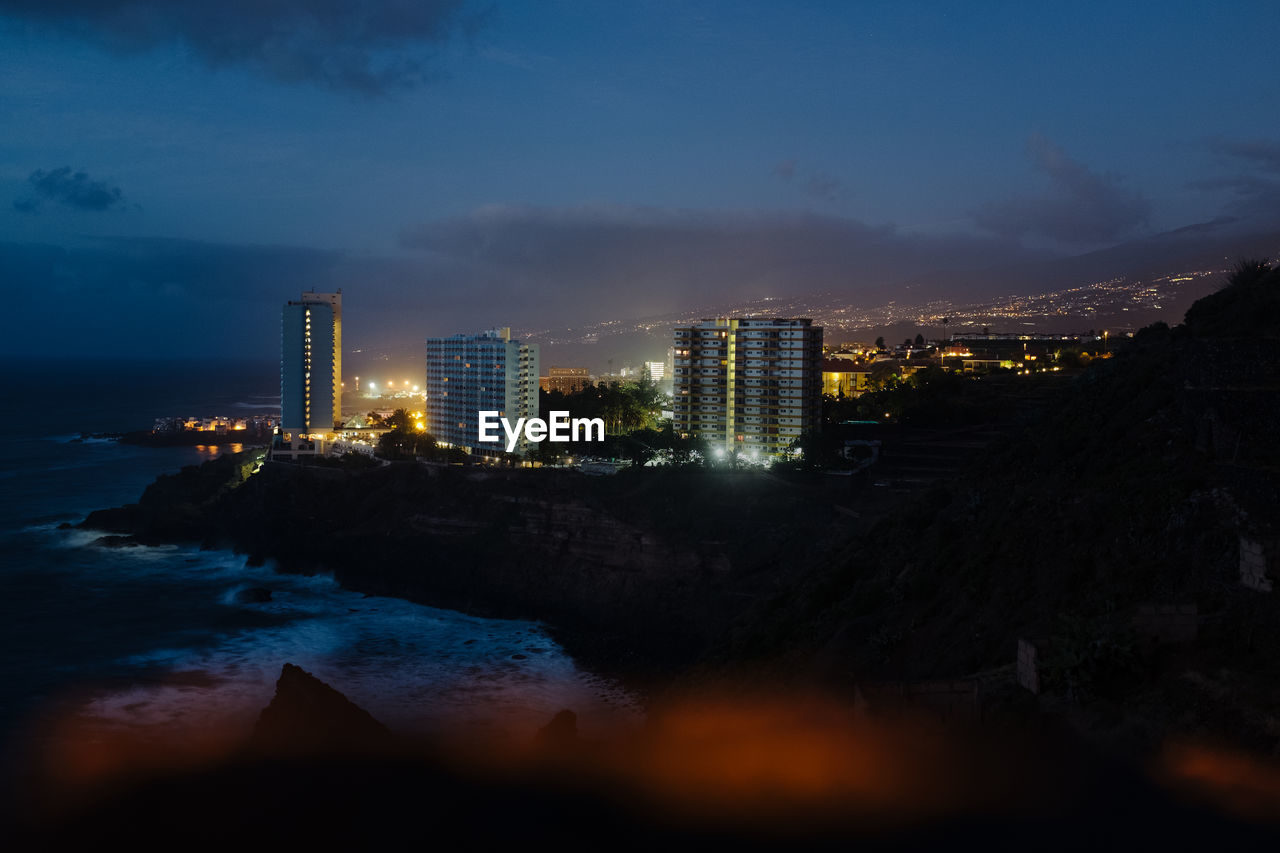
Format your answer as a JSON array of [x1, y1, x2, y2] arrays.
[[672, 317, 823, 457], [540, 366, 592, 394], [280, 290, 342, 439], [425, 327, 539, 455]]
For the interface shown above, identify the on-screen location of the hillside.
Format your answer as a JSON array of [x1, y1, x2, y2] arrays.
[[712, 261, 1280, 754]]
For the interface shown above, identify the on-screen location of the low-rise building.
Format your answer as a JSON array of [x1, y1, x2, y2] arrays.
[[540, 366, 592, 394], [821, 358, 873, 397]]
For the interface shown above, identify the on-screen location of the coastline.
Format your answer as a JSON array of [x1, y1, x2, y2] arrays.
[[78, 452, 857, 695]]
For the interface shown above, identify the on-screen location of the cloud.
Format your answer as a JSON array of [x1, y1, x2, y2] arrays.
[[0, 237, 346, 357], [974, 134, 1150, 245], [772, 159, 850, 204], [15, 166, 128, 213], [1208, 137, 1280, 173], [1188, 138, 1280, 227], [0, 0, 481, 94], [399, 204, 1045, 325], [1188, 174, 1280, 228]]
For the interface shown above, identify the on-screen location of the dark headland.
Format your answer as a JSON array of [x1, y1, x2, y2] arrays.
[[49, 262, 1280, 843]]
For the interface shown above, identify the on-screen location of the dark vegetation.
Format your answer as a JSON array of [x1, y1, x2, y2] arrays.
[[712, 260, 1280, 752], [539, 376, 667, 434]]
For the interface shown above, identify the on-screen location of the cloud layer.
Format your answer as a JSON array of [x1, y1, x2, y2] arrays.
[[0, 0, 479, 93], [1197, 137, 1280, 227], [1209, 137, 1280, 174], [13, 166, 128, 213], [975, 134, 1151, 245], [400, 204, 1044, 321], [773, 160, 851, 204], [1, 207, 1051, 357]]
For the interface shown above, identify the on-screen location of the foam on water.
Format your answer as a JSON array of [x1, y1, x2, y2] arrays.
[[68, 541, 641, 741], [2, 404, 641, 751]]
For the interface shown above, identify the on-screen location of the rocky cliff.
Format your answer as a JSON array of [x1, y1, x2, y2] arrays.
[[84, 459, 850, 678]]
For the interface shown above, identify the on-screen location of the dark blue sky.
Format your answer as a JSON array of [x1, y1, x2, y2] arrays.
[[2, 0, 1279, 357]]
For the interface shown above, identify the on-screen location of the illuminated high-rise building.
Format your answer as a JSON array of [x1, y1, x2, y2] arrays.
[[672, 317, 822, 457], [425, 327, 539, 455], [281, 290, 342, 438]]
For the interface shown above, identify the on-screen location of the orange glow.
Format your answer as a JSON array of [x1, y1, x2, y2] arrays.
[[443, 690, 1061, 833], [1158, 741, 1280, 823], [20, 684, 1280, 837], [586, 694, 1018, 825]]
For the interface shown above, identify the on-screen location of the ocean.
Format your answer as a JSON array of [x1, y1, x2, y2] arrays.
[[0, 358, 637, 771]]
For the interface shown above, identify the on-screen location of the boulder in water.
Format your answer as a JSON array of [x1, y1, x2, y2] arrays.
[[234, 587, 273, 604], [536, 709, 579, 752], [250, 663, 391, 755]]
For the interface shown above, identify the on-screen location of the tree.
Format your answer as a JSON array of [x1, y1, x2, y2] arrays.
[[874, 336, 885, 350], [1183, 258, 1278, 338], [914, 333, 925, 347], [385, 408, 414, 431]]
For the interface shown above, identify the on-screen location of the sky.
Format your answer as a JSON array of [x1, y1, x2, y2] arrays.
[[2, 0, 1279, 359]]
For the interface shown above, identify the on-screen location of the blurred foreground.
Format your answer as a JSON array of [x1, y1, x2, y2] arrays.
[[5, 664, 1280, 848]]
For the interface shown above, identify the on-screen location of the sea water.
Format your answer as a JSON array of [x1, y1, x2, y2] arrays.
[[0, 358, 637, 768]]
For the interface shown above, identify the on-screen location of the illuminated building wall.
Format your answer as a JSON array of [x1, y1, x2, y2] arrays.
[[672, 317, 823, 456], [281, 290, 342, 436], [540, 366, 591, 393], [821, 358, 872, 396], [425, 327, 539, 455]]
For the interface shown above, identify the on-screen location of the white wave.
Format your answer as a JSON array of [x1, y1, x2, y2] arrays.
[[52, 537, 641, 740], [88, 573, 640, 738]]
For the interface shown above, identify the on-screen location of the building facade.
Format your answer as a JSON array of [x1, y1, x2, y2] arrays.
[[540, 366, 592, 394], [425, 327, 539, 455], [280, 290, 342, 438], [821, 357, 872, 397], [672, 317, 823, 457]]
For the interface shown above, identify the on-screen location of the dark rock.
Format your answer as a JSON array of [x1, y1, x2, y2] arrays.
[[92, 534, 140, 549], [250, 663, 392, 755], [535, 709, 578, 751], [234, 587, 273, 604], [56, 522, 73, 530]]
